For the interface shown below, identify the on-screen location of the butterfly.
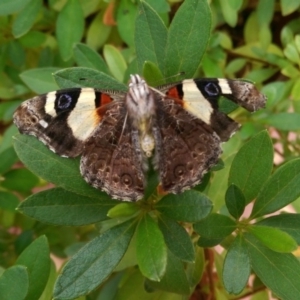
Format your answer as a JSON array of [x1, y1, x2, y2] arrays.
[[13, 74, 266, 201]]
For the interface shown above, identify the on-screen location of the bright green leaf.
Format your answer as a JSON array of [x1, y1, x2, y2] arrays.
[[16, 236, 50, 300], [263, 112, 300, 130], [249, 225, 297, 252], [280, 0, 300, 16], [0, 266, 28, 300], [136, 213, 167, 281]]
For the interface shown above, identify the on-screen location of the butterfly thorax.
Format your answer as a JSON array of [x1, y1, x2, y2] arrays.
[[125, 75, 156, 157]]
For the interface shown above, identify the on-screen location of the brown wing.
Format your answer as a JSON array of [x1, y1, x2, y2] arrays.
[[153, 97, 222, 194], [80, 101, 147, 201]]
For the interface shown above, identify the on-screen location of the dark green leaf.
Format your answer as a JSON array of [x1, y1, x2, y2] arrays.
[[223, 235, 250, 294], [155, 190, 212, 222], [248, 225, 297, 253], [142, 61, 164, 85], [136, 213, 167, 281], [257, 213, 300, 244], [225, 184, 246, 219], [2, 168, 39, 193], [54, 67, 127, 91], [264, 113, 300, 130], [0, 147, 18, 174], [158, 215, 195, 262], [245, 233, 300, 299], [164, 0, 211, 79], [12, 0, 42, 38], [194, 213, 237, 239], [53, 219, 136, 299], [145, 0, 170, 13], [20, 68, 60, 93], [16, 236, 50, 300], [251, 158, 300, 218], [0, 266, 28, 300], [56, 0, 84, 61], [13, 134, 103, 198], [147, 251, 190, 295], [135, 1, 168, 74], [18, 187, 116, 226], [228, 131, 273, 203], [73, 43, 109, 74], [116, 0, 137, 47]]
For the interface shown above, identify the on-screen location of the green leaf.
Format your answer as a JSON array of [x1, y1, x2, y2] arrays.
[[219, 0, 238, 27], [248, 225, 297, 253], [53, 219, 136, 299], [136, 213, 167, 281], [0, 0, 31, 16], [103, 45, 127, 82], [142, 61, 164, 85], [155, 190, 213, 222], [18, 187, 116, 226], [146, 251, 190, 295], [257, 214, 300, 244], [245, 233, 300, 299], [73, 43, 109, 74], [54, 67, 127, 91], [164, 0, 211, 79], [263, 112, 300, 130], [135, 1, 167, 74], [2, 168, 39, 193], [20, 68, 60, 93], [281, 0, 300, 16], [197, 237, 224, 248], [116, 0, 137, 47], [223, 235, 250, 295], [225, 184, 246, 219], [228, 131, 273, 203], [193, 213, 237, 239], [186, 246, 205, 288], [13, 134, 103, 198], [12, 0, 42, 38], [158, 215, 195, 262], [0, 191, 19, 211], [0, 147, 18, 174], [16, 236, 50, 300], [86, 10, 111, 50], [0, 266, 28, 300], [107, 202, 140, 219], [56, 0, 84, 61], [251, 159, 300, 218], [284, 43, 300, 64]]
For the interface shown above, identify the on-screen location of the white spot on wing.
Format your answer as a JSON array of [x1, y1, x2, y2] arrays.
[[44, 92, 58, 117], [218, 79, 232, 94], [67, 88, 98, 141], [39, 119, 48, 128], [182, 80, 213, 124]]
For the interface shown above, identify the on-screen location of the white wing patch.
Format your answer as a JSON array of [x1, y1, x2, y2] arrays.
[[218, 79, 232, 94], [66, 89, 98, 141], [182, 80, 213, 124]]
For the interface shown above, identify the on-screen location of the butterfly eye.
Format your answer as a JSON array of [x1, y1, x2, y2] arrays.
[[57, 94, 73, 110], [204, 82, 220, 97]]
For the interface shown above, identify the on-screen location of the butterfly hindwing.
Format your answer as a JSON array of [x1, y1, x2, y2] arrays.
[[80, 101, 147, 201]]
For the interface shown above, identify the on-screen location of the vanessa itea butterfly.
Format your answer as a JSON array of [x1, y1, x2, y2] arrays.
[[13, 75, 266, 201]]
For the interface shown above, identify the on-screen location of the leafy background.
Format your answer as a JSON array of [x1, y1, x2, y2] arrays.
[[1, 0, 300, 299]]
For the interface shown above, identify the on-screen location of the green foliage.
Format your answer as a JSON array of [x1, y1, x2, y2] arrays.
[[1, 0, 300, 300]]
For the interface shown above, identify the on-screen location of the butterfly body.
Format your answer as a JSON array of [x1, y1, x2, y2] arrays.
[[13, 75, 266, 201]]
